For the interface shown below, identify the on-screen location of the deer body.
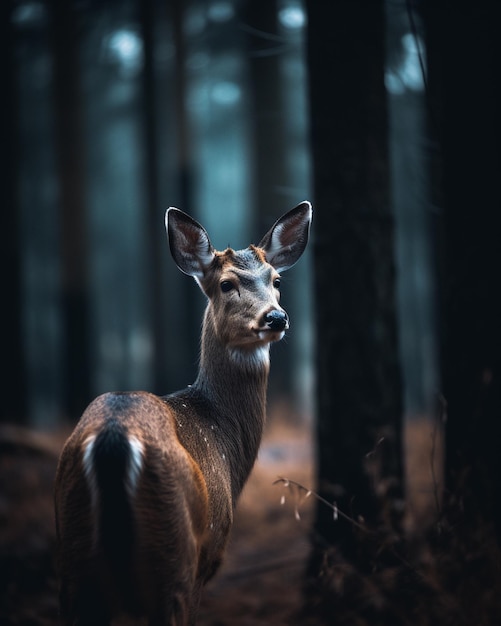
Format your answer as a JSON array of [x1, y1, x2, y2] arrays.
[[55, 202, 312, 625]]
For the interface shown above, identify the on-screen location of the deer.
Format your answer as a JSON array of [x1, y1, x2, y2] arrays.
[[54, 201, 312, 625]]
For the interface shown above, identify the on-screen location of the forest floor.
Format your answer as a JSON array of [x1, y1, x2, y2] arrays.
[[2, 413, 501, 625]]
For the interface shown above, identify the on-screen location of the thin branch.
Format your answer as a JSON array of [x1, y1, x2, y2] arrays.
[[274, 477, 426, 578], [273, 477, 369, 533]]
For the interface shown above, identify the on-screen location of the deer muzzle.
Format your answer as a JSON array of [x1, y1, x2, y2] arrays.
[[264, 309, 289, 332]]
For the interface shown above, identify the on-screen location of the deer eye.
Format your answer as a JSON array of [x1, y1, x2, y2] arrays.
[[220, 280, 235, 293], [273, 278, 281, 289]]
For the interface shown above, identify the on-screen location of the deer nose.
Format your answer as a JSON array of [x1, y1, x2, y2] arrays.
[[264, 310, 289, 331]]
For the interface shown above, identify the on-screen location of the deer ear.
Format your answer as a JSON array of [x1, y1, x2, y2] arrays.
[[258, 201, 312, 273], [166, 208, 215, 279]]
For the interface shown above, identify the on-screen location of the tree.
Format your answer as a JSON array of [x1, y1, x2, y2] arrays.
[[49, 0, 91, 420], [0, 0, 26, 422], [424, 2, 501, 540], [306, 0, 402, 567]]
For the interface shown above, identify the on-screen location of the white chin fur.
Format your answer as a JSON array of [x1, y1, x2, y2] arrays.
[[256, 330, 285, 342], [229, 345, 270, 369]]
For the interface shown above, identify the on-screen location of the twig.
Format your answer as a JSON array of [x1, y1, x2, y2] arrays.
[[273, 477, 369, 533], [274, 478, 426, 578]]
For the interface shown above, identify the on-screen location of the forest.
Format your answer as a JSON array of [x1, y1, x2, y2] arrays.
[[1, 0, 500, 624]]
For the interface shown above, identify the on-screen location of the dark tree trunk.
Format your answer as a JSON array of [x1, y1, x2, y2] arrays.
[[243, 0, 286, 231], [306, 0, 403, 563], [424, 3, 501, 539], [49, 0, 90, 420], [0, 0, 27, 422], [139, 0, 168, 395]]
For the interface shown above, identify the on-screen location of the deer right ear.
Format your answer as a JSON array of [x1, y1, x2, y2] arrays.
[[166, 208, 215, 279], [258, 201, 312, 273]]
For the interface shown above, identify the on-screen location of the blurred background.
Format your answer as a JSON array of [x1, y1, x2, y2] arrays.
[[2, 0, 313, 428], [2, 1, 501, 624]]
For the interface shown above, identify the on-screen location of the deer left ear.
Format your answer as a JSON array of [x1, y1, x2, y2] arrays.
[[166, 208, 215, 279], [258, 201, 312, 273]]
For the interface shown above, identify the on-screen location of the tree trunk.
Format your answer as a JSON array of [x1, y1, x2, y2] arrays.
[[424, 2, 501, 540], [49, 0, 91, 419], [306, 0, 403, 564], [0, 0, 26, 422]]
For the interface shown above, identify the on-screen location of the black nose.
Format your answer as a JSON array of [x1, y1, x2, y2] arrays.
[[264, 310, 288, 331]]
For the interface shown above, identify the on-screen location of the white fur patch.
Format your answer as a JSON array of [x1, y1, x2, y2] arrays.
[[83, 435, 98, 511], [126, 436, 144, 496], [256, 329, 286, 341], [229, 345, 270, 370], [82, 435, 99, 548]]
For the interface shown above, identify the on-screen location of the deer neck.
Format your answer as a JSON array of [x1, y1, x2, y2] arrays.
[[194, 306, 269, 446]]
